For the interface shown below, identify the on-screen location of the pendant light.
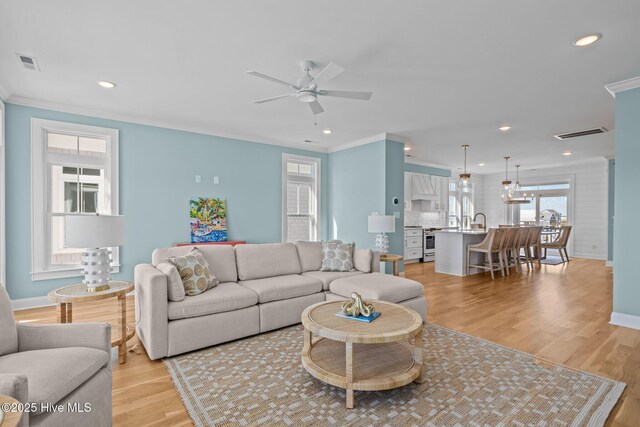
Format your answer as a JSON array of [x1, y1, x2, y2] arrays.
[[458, 144, 473, 193], [506, 164, 531, 204], [501, 156, 513, 202]]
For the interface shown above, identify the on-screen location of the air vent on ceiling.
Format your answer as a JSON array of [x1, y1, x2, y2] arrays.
[[554, 127, 607, 140], [16, 54, 40, 71]]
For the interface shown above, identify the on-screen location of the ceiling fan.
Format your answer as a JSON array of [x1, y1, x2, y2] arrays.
[[246, 60, 373, 115]]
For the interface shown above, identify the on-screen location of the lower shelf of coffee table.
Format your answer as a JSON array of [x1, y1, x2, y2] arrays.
[[301, 337, 421, 391]]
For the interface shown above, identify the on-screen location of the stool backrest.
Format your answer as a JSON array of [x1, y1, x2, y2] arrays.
[[490, 227, 507, 251], [559, 225, 572, 247]]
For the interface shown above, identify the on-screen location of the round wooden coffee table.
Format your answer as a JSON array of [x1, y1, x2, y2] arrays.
[[0, 395, 23, 427], [301, 300, 423, 409], [47, 281, 135, 364]]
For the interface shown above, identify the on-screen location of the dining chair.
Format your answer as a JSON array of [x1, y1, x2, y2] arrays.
[[467, 228, 507, 279], [541, 225, 572, 262], [527, 226, 543, 267]]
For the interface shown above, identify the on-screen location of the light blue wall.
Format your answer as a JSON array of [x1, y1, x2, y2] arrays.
[[608, 159, 615, 263], [613, 87, 640, 317], [5, 103, 328, 300], [328, 141, 386, 248], [404, 162, 452, 177]]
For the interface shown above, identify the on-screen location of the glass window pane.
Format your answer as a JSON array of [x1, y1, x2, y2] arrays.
[[287, 162, 299, 174], [47, 133, 78, 153], [64, 182, 79, 213], [298, 164, 312, 175], [79, 137, 107, 156], [81, 183, 99, 213], [50, 216, 83, 265], [287, 216, 311, 242]]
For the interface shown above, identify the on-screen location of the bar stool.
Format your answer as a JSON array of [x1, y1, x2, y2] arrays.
[[527, 226, 543, 267], [467, 228, 507, 279], [515, 226, 532, 271], [501, 227, 520, 275], [541, 225, 572, 262]]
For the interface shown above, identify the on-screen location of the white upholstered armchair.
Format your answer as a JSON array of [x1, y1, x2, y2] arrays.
[[0, 286, 112, 427]]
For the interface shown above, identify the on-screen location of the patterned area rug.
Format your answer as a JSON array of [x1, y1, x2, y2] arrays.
[[164, 324, 624, 426]]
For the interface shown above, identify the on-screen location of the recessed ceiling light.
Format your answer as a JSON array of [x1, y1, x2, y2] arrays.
[[563, 151, 572, 156], [404, 147, 411, 151], [97, 81, 116, 89], [573, 34, 601, 47], [478, 163, 485, 166], [322, 129, 332, 134], [499, 126, 511, 131]]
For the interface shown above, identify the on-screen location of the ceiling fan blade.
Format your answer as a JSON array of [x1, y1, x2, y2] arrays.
[[309, 100, 324, 115], [308, 62, 345, 88], [246, 71, 300, 90], [253, 93, 295, 104], [320, 90, 373, 101]]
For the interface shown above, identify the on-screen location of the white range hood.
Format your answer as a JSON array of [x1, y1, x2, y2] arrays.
[[411, 173, 438, 200]]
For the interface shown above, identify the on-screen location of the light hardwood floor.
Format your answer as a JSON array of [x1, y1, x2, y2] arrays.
[[13, 258, 640, 426]]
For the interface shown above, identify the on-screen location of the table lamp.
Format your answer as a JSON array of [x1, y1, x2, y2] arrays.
[[65, 214, 125, 292], [368, 214, 395, 254]]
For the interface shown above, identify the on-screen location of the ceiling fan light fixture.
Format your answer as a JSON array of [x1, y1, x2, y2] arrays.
[[297, 91, 317, 103]]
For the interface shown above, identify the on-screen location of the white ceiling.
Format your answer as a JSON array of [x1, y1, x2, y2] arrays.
[[1, 0, 639, 173]]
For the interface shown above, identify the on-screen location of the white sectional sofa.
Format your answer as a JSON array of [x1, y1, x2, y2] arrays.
[[135, 242, 427, 360]]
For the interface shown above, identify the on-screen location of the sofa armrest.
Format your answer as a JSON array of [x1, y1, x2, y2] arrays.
[[0, 373, 28, 427], [17, 322, 111, 356], [134, 263, 169, 360], [0, 373, 28, 402], [371, 251, 381, 273]]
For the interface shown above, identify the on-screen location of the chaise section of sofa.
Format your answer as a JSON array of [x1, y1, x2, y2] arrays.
[[135, 241, 427, 360]]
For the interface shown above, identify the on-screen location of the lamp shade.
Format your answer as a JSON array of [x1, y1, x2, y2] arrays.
[[65, 214, 125, 248], [368, 215, 395, 233]]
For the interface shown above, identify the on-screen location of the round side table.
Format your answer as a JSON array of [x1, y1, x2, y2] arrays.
[[47, 281, 135, 364], [380, 253, 403, 276], [0, 395, 23, 427]]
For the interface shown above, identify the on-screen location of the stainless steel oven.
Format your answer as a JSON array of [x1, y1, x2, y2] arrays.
[[423, 231, 436, 262]]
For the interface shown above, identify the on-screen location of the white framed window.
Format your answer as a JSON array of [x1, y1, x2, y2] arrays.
[[282, 154, 320, 243], [447, 179, 474, 228], [31, 119, 119, 280]]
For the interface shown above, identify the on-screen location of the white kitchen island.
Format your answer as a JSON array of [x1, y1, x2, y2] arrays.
[[435, 229, 488, 276]]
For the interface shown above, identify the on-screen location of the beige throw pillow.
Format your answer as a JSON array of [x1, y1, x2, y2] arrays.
[[353, 249, 373, 273], [166, 248, 218, 296], [156, 262, 186, 302], [320, 241, 354, 272]]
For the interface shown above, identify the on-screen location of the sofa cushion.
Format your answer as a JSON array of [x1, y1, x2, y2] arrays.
[[235, 243, 301, 280], [168, 282, 258, 320], [301, 270, 364, 291], [166, 248, 218, 296], [153, 245, 238, 283], [238, 275, 322, 304], [320, 241, 354, 272], [0, 347, 108, 415], [329, 272, 424, 303], [156, 262, 186, 302], [295, 241, 322, 272], [353, 248, 373, 273]]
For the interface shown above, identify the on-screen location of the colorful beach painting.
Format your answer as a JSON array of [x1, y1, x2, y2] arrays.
[[190, 198, 228, 243]]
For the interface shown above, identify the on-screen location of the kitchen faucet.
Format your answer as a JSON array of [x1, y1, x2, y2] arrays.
[[473, 212, 487, 230]]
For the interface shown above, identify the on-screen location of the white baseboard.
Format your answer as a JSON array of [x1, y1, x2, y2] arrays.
[[605, 260, 613, 267], [572, 252, 606, 260], [11, 296, 55, 311], [610, 312, 640, 331]]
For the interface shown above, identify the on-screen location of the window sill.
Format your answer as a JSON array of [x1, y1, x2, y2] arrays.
[[31, 265, 122, 281]]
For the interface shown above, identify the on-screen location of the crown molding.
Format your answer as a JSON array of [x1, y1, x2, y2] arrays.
[[605, 76, 640, 98], [7, 95, 330, 154]]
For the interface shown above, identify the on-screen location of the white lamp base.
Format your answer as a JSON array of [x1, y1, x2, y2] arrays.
[[81, 248, 113, 292], [375, 233, 390, 255]]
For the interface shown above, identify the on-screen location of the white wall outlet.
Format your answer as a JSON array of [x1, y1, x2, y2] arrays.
[[195, 175, 201, 183], [213, 176, 220, 184]]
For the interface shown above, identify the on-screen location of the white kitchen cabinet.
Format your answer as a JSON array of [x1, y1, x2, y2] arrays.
[[404, 172, 412, 211], [404, 228, 423, 261]]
